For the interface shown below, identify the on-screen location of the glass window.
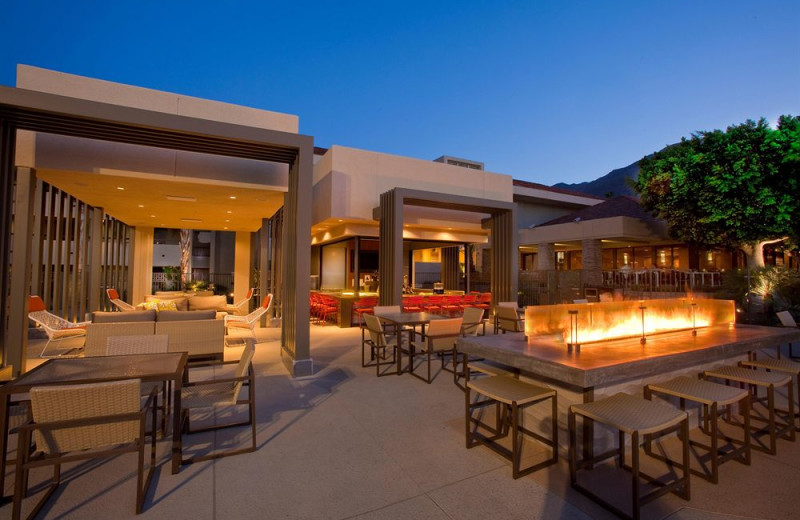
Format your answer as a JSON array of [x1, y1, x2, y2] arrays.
[[656, 247, 672, 268], [633, 247, 653, 269], [569, 251, 583, 270], [602, 249, 615, 270]]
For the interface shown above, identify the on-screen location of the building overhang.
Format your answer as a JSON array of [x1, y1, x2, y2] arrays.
[[519, 216, 669, 246]]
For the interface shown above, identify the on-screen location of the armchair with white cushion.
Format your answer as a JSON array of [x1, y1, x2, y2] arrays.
[[224, 293, 273, 347], [226, 288, 255, 316], [28, 296, 90, 358]]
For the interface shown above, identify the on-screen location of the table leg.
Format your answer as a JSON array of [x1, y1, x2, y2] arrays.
[[582, 387, 594, 461], [171, 371, 186, 474]]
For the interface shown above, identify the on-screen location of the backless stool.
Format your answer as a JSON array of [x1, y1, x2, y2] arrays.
[[644, 376, 751, 483], [740, 356, 800, 431], [703, 365, 795, 454], [466, 373, 557, 479], [569, 393, 690, 520]]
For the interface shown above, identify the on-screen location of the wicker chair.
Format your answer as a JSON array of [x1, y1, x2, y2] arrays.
[[28, 296, 90, 358], [362, 314, 398, 376], [13, 379, 157, 520], [409, 317, 463, 384], [107, 335, 170, 434], [226, 288, 255, 316], [106, 288, 136, 312], [495, 304, 524, 335], [181, 343, 256, 463], [223, 293, 273, 346]]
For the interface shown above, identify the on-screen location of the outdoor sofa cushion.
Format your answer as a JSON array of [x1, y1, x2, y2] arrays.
[[92, 310, 156, 323], [157, 310, 216, 322], [144, 295, 189, 311], [188, 295, 227, 312]]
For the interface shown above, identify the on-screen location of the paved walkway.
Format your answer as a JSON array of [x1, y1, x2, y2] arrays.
[[4, 326, 799, 519]]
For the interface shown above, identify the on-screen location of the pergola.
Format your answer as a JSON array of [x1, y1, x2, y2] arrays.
[[374, 188, 518, 306], [0, 86, 313, 376]]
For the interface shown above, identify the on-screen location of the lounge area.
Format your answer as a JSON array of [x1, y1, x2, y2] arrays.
[[4, 324, 799, 520]]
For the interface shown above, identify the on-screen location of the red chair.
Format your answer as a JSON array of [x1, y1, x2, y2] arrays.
[[354, 297, 378, 326], [424, 295, 444, 314], [441, 295, 463, 316], [403, 296, 424, 313], [459, 294, 478, 310], [317, 295, 338, 326], [474, 292, 492, 310]]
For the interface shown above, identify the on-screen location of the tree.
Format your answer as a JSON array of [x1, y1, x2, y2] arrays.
[[634, 116, 800, 268]]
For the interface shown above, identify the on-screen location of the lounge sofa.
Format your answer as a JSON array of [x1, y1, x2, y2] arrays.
[[85, 309, 224, 360], [143, 294, 227, 313]]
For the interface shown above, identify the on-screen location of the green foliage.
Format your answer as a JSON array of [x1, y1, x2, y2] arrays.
[[719, 267, 800, 315], [635, 116, 800, 250]]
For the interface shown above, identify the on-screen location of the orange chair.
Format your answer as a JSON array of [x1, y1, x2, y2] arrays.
[[403, 296, 425, 313], [441, 295, 463, 316]]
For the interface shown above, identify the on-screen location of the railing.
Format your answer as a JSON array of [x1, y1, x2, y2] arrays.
[[151, 272, 234, 294], [603, 269, 722, 291]]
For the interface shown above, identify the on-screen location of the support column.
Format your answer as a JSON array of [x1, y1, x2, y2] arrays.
[[464, 244, 472, 293], [233, 231, 251, 304], [6, 167, 36, 373], [378, 189, 403, 306], [280, 144, 312, 377], [581, 239, 603, 286], [88, 207, 104, 313], [489, 209, 518, 306], [0, 119, 16, 370], [441, 246, 460, 291], [130, 227, 154, 306], [538, 243, 556, 270]]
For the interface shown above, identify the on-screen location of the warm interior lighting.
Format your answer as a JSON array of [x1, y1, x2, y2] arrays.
[[137, 204, 144, 208], [116, 186, 126, 190], [525, 299, 736, 352], [229, 196, 237, 199]]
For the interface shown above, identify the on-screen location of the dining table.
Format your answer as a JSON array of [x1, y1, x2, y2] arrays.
[[0, 352, 188, 501], [372, 311, 446, 375]]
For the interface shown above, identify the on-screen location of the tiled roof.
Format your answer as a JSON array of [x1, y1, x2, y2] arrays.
[[513, 179, 605, 200], [536, 195, 658, 226]]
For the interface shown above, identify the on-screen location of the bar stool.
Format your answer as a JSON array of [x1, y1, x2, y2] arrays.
[[466, 374, 557, 479], [569, 393, 690, 520], [740, 357, 800, 431], [702, 365, 796, 454], [644, 376, 751, 483]]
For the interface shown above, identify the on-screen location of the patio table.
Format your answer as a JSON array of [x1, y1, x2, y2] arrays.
[[0, 352, 188, 501], [373, 311, 445, 375]]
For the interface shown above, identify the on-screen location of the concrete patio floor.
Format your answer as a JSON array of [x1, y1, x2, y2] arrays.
[[3, 325, 799, 520]]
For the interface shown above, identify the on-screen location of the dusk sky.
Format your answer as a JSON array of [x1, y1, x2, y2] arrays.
[[1, 1, 798, 185]]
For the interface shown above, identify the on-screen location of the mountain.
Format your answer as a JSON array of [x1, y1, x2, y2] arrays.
[[553, 161, 640, 198]]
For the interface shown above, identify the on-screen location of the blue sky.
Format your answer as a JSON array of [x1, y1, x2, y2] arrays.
[[1, 1, 798, 185]]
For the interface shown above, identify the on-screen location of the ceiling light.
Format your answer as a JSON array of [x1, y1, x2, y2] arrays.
[[338, 219, 343, 222], [226, 211, 232, 214], [150, 215, 156, 218], [229, 196, 237, 200], [138, 204, 144, 208], [116, 186, 126, 190], [223, 227, 228, 230], [180, 218, 202, 223], [166, 195, 197, 202], [225, 219, 230, 223]]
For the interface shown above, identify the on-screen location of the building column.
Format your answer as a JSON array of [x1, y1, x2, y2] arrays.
[[441, 246, 460, 290], [6, 167, 36, 373], [489, 209, 518, 306], [537, 243, 555, 270], [233, 231, 251, 305], [581, 239, 603, 286], [130, 227, 155, 306], [378, 189, 403, 306]]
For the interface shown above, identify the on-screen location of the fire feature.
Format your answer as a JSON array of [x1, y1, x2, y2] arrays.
[[524, 298, 736, 352]]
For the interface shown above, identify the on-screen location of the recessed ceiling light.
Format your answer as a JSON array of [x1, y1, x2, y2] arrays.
[[225, 219, 230, 223], [180, 218, 202, 223], [116, 186, 126, 190], [229, 196, 237, 200], [166, 195, 197, 202], [150, 215, 156, 218], [138, 204, 144, 208], [226, 211, 232, 214], [223, 227, 228, 230]]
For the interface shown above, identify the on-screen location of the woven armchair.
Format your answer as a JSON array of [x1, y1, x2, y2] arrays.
[[107, 335, 170, 434], [224, 293, 273, 346], [362, 314, 398, 376], [106, 288, 136, 312], [181, 343, 256, 463], [28, 296, 90, 358], [226, 288, 255, 316], [496, 304, 524, 334], [12, 379, 157, 520], [410, 317, 463, 384]]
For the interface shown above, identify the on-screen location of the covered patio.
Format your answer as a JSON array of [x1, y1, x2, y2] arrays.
[[5, 326, 799, 520]]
